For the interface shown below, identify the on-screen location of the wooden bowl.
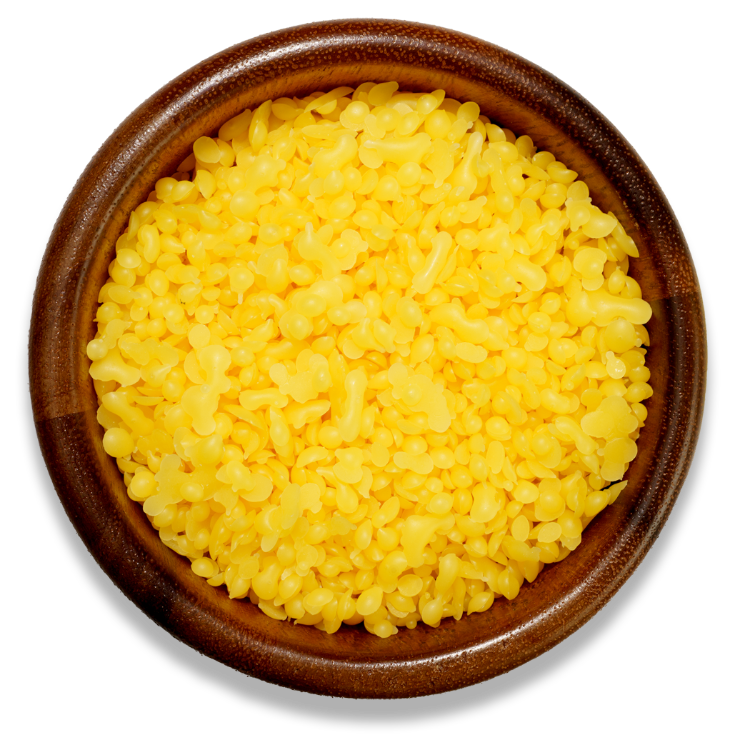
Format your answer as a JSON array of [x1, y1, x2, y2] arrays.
[[29, 19, 706, 698]]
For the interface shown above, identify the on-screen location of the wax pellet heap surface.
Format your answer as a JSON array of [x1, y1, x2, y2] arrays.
[[87, 82, 653, 638]]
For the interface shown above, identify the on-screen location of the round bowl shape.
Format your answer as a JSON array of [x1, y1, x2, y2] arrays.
[[30, 19, 706, 699]]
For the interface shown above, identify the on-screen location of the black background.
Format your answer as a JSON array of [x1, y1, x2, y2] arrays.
[[30, 17, 711, 712]]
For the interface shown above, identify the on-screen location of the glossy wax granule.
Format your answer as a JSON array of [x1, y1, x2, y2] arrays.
[[87, 82, 653, 638]]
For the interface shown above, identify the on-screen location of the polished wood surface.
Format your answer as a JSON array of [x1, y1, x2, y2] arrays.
[[29, 19, 706, 698]]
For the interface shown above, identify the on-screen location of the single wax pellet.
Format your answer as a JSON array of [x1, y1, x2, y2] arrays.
[[103, 428, 134, 458]]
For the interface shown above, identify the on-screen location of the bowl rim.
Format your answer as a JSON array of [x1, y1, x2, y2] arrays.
[[29, 18, 706, 698]]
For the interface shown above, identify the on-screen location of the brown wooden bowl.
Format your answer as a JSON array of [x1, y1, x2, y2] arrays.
[[29, 19, 706, 699]]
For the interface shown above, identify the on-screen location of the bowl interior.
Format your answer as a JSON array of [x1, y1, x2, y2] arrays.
[[30, 20, 705, 698]]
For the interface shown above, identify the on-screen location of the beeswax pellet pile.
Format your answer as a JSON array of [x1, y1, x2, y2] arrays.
[[88, 82, 653, 638]]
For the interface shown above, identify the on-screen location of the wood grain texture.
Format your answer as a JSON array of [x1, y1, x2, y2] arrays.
[[29, 19, 706, 698]]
